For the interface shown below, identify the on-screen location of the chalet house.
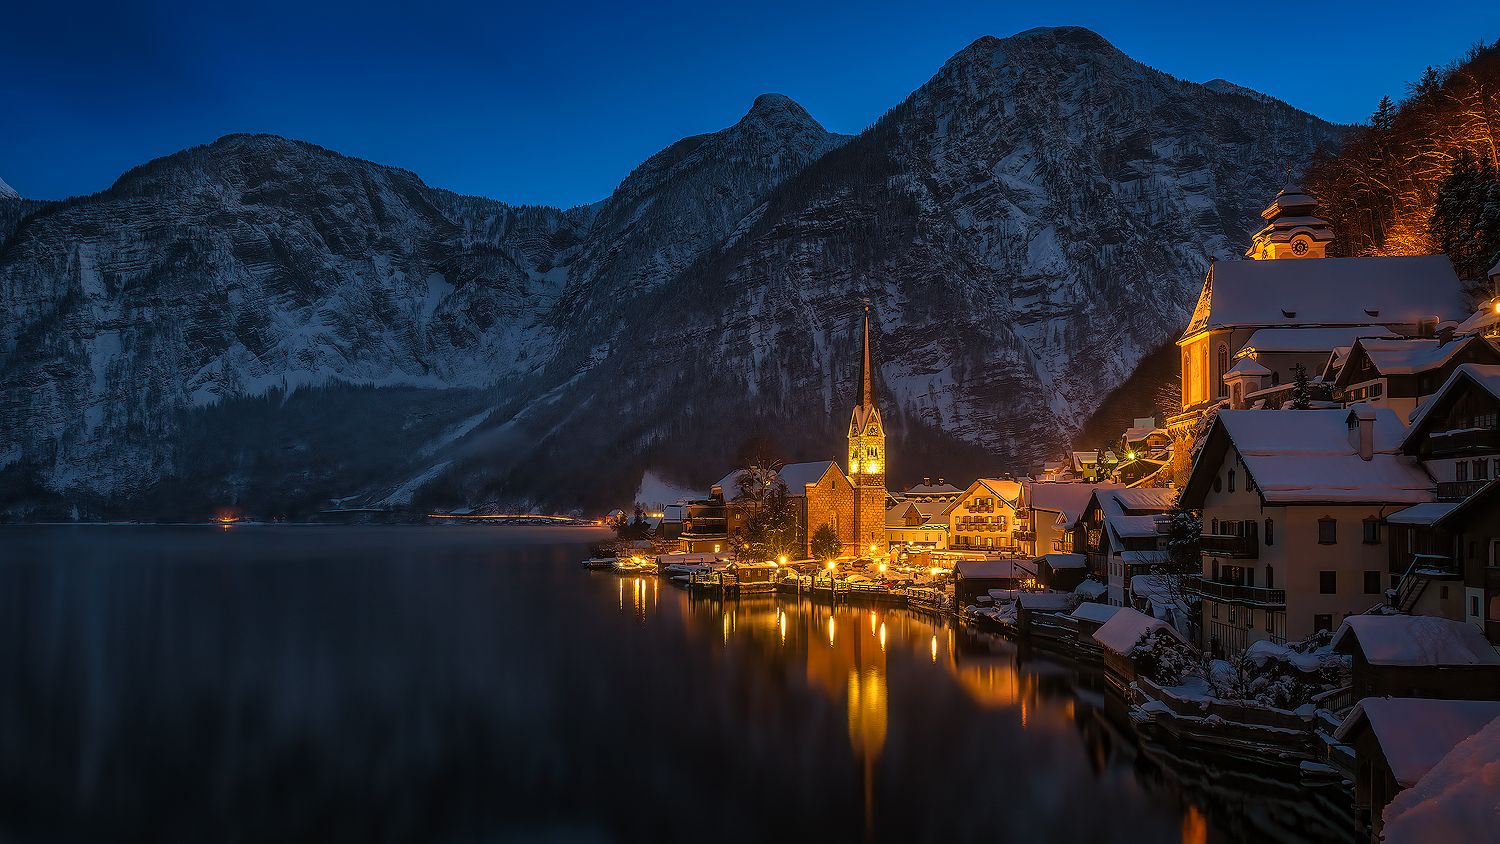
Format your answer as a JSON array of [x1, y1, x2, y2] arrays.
[[885, 500, 948, 550], [1224, 327, 1391, 410], [1034, 552, 1088, 592], [1074, 487, 1175, 588], [954, 558, 1031, 605], [1022, 481, 1123, 558], [1398, 364, 1500, 643], [1180, 408, 1435, 658], [899, 478, 962, 504], [1092, 606, 1193, 694], [1332, 614, 1500, 702], [1071, 602, 1124, 650], [1332, 335, 1500, 419], [944, 479, 1023, 554], [1123, 417, 1171, 458], [1382, 501, 1464, 619], [1173, 181, 1466, 434], [1332, 697, 1500, 841]]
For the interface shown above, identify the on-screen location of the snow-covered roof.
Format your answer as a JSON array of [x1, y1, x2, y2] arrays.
[[1386, 502, 1461, 525], [1074, 580, 1107, 599], [1224, 356, 1272, 377], [1106, 515, 1161, 541], [1404, 363, 1500, 442], [1027, 482, 1125, 527], [1340, 337, 1490, 385], [1110, 487, 1176, 513], [1240, 326, 1393, 354], [778, 461, 839, 491], [1018, 592, 1077, 611], [1184, 409, 1435, 506], [1039, 552, 1086, 569], [911, 499, 949, 519], [1186, 255, 1465, 336], [1093, 606, 1188, 656], [1071, 602, 1123, 624], [955, 558, 1026, 579], [1124, 426, 1166, 442], [1121, 550, 1168, 565], [1381, 713, 1500, 843], [1334, 698, 1500, 786], [902, 481, 962, 495], [1454, 302, 1500, 335], [885, 502, 919, 527], [1332, 615, 1500, 667]]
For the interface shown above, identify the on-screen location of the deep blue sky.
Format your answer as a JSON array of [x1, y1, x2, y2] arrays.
[[3, 1, 1497, 207]]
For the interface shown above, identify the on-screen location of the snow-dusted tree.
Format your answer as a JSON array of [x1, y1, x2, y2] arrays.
[[810, 523, 840, 562], [1132, 628, 1196, 686], [1159, 502, 1201, 608], [1290, 363, 1313, 409]]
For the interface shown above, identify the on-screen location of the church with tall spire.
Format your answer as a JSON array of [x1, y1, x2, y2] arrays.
[[847, 305, 887, 556]]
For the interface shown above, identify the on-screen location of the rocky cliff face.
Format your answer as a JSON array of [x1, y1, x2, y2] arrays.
[[0, 28, 1343, 517]]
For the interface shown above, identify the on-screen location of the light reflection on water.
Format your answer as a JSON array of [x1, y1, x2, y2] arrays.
[[0, 527, 1331, 844]]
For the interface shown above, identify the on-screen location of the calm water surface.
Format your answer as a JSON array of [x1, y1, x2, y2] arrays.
[[0, 526, 1333, 843]]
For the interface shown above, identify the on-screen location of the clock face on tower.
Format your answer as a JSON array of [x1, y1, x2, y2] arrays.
[[1291, 239, 1309, 255]]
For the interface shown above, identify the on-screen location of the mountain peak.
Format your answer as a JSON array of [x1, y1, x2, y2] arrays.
[[0, 175, 18, 201], [736, 92, 832, 140]]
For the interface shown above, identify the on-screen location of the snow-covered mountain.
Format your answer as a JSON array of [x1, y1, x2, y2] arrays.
[[0, 177, 18, 201], [0, 27, 1343, 518]]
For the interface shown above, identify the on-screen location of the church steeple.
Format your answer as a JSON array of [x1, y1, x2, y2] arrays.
[[847, 304, 887, 555], [1248, 173, 1335, 260]]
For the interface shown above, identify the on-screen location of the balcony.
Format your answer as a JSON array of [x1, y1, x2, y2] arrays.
[[1437, 480, 1492, 501], [1193, 578, 1285, 607], [1428, 428, 1500, 456], [1199, 533, 1259, 559], [1012, 529, 1035, 541]]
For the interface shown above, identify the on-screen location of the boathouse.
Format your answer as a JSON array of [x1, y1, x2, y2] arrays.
[[1331, 614, 1500, 702]]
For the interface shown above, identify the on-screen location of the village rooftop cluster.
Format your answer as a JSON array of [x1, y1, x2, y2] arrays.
[[606, 181, 1500, 843]]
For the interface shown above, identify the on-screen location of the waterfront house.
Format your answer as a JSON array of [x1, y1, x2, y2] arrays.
[[1035, 553, 1088, 592], [1071, 602, 1124, 650], [1332, 614, 1500, 702], [885, 500, 948, 550], [944, 479, 1023, 554], [1092, 606, 1192, 693], [1332, 697, 1500, 840], [1180, 407, 1435, 658], [1073, 487, 1174, 599], [954, 558, 1030, 606], [1425, 482, 1500, 647]]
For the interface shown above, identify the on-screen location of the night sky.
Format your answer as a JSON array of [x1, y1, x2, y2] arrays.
[[4, 0, 1497, 206]]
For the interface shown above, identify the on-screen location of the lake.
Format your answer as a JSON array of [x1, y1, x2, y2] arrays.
[[0, 526, 1344, 843]]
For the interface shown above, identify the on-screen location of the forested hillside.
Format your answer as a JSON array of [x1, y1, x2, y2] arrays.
[[1306, 40, 1500, 286]]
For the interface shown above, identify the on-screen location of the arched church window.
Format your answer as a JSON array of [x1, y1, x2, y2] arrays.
[[1217, 345, 1229, 396]]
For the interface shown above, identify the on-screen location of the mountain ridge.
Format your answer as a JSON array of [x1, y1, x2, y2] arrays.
[[0, 28, 1344, 518]]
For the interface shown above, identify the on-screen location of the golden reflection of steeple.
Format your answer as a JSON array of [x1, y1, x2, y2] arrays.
[[846, 667, 887, 758], [956, 660, 1021, 708]]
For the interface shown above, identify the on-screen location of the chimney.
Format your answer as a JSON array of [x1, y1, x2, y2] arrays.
[[938, 478, 945, 486], [1419, 316, 1439, 338], [924, 478, 931, 486], [1348, 406, 1376, 461]]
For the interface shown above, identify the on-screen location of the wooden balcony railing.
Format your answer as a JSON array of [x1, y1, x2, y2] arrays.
[[1193, 578, 1285, 607], [1199, 533, 1259, 559]]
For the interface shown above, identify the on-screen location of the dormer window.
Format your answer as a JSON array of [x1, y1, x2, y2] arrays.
[[1281, 309, 1297, 319], [1364, 308, 1379, 317]]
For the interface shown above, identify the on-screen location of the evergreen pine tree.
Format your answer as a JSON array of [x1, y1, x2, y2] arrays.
[[1290, 363, 1313, 409]]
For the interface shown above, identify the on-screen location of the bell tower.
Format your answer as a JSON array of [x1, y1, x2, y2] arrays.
[[848, 305, 887, 557], [1248, 174, 1335, 260]]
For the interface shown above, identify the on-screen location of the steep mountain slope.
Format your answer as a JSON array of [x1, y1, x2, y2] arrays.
[[414, 27, 1342, 509], [0, 28, 1344, 517]]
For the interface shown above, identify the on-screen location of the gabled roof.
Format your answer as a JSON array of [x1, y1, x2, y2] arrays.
[[1402, 363, 1500, 448], [1381, 712, 1500, 843], [902, 481, 962, 496], [885, 502, 920, 527], [1181, 409, 1434, 507], [1336, 336, 1497, 389], [1093, 606, 1190, 656], [1333, 698, 1500, 787], [1106, 515, 1161, 542], [1038, 552, 1086, 569], [779, 461, 840, 491], [942, 478, 1021, 516], [1240, 326, 1393, 354], [1124, 426, 1167, 442], [1110, 488, 1176, 513], [1185, 255, 1465, 337], [1332, 615, 1500, 667], [1026, 482, 1126, 528], [1071, 603, 1123, 624], [955, 559, 1026, 579], [1386, 502, 1461, 525]]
